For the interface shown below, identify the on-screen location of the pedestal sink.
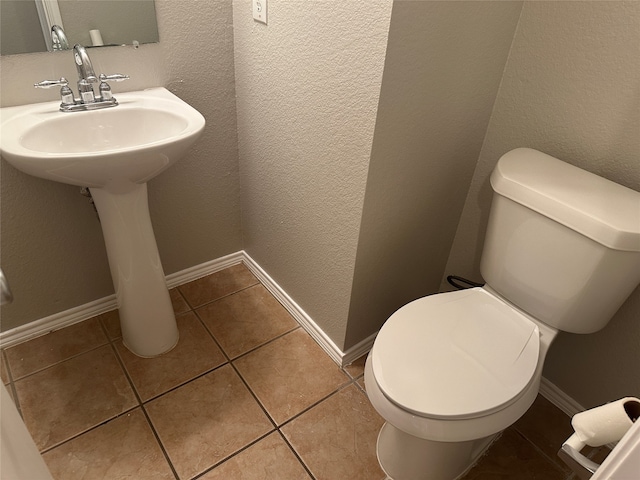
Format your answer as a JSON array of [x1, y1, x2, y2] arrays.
[[0, 88, 205, 356]]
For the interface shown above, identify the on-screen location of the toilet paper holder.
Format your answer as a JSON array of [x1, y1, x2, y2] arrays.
[[558, 397, 640, 479]]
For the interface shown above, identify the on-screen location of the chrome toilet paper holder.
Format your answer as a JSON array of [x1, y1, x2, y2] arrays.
[[558, 397, 640, 479], [558, 444, 601, 479]]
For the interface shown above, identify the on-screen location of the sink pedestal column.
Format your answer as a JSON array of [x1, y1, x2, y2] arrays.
[[90, 183, 178, 357]]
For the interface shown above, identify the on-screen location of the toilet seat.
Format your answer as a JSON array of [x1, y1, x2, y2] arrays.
[[370, 288, 539, 421]]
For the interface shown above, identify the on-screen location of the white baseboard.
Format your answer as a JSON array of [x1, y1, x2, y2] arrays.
[[342, 331, 377, 366], [0, 251, 244, 349], [0, 251, 587, 419], [241, 252, 347, 366], [0, 251, 352, 367], [539, 376, 585, 417], [165, 251, 244, 288], [0, 295, 117, 349]]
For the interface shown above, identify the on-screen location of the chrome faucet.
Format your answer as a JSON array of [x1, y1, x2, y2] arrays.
[[73, 44, 98, 103], [34, 44, 129, 112], [51, 25, 69, 51]]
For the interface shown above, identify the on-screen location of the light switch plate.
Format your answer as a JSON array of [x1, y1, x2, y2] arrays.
[[253, 0, 268, 24]]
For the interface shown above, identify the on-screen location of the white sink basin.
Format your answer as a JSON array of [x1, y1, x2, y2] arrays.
[[0, 87, 205, 189], [0, 87, 206, 358]]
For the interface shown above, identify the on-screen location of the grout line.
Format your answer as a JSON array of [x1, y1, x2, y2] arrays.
[[139, 362, 230, 405], [512, 427, 570, 477], [177, 279, 261, 312], [7, 341, 109, 383], [223, 325, 302, 362], [7, 263, 576, 479], [38, 404, 141, 455], [228, 359, 279, 430], [171, 286, 190, 312], [9, 265, 371, 477], [107, 336, 182, 479], [108, 342, 144, 406], [97, 313, 113, 343], [4, 321, 111, 382], [139, 405, 180, 480], [277, 430, 317, 480], [107, 341, 180, 479], [276, 382, 354, 430], [352, 374, 367, 395], [188, 275, 304, 363], [190, 430, 277, 480]]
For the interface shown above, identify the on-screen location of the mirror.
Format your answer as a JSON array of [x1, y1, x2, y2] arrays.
[[1, 0, 159, 56]]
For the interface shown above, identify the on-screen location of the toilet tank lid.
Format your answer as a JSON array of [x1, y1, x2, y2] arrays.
[[491, 148, 640, 252]]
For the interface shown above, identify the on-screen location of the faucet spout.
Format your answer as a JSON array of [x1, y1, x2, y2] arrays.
[[73, 44, 98, 103], [73, 44, 97, 82], [51, 25, 69, 51]]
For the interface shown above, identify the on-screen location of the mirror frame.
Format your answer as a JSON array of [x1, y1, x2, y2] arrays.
[[35, 0, 65, 52]]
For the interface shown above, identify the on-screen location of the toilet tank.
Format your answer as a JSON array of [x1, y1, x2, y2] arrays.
[[480, 148, 640, 333]]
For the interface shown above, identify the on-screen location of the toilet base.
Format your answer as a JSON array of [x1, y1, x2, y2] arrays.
[[376, 422, 497, 480]]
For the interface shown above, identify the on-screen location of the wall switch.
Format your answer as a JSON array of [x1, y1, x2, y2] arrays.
[[253, 0, 267, 25]]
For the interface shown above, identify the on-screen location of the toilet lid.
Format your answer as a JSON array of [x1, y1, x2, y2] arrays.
[[371, 288, 540, 420]]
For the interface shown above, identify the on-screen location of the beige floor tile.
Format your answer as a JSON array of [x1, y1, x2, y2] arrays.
[[198, 284, 299, 358], [42, 408, 174, 480], [282, 385, 385, 480], [100, 293, 191, 341], [170, 287, 191, 314], [513, 395, 574, 474], [234, 329, 349, 425], [343, 353, 367, 379], [5, 318, 108, 379], [200, 432, 311, 480], [15, 345, 137, 451], [178, 264, 259, 308], [463, 428, 566, 479], [116, 312, 227, 401], [99, 310, 122, 340], [146, 364, 273, 480]]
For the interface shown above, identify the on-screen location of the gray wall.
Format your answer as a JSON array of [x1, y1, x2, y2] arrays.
[[345, 0, 523, 349], [0, 0, 242, 331], [443, 1, 640, 408], [1, 0, 638, 411], [232, 0, 393, 347]]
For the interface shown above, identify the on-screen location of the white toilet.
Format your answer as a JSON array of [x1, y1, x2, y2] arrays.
[[365, 148, 640, 480]]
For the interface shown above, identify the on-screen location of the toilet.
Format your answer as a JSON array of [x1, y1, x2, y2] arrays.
[[365, 148, 640, 480]]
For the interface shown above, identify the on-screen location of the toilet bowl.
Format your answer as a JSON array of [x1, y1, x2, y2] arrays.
[[366, 148, 640, 480], [365, 287, 557, 479]]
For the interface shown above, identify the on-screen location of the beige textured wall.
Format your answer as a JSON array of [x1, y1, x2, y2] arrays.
[[442, 1, 640, 408], [345, 0, 523, 349], [0, 0, 242, 331], [232, 0, 393, 348]]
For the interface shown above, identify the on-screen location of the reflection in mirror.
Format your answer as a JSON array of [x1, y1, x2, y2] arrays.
[[51, 25, 70, 51], [0, 0, 159, 56]]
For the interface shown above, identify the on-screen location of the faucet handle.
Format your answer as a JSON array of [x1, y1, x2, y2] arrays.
[[99, 73, 130, 82], [35, 77, 75, 106], [34, 77, 69, 89]]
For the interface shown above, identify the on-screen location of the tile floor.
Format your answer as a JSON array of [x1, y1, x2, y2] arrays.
[[1, 263, 611, 479]]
